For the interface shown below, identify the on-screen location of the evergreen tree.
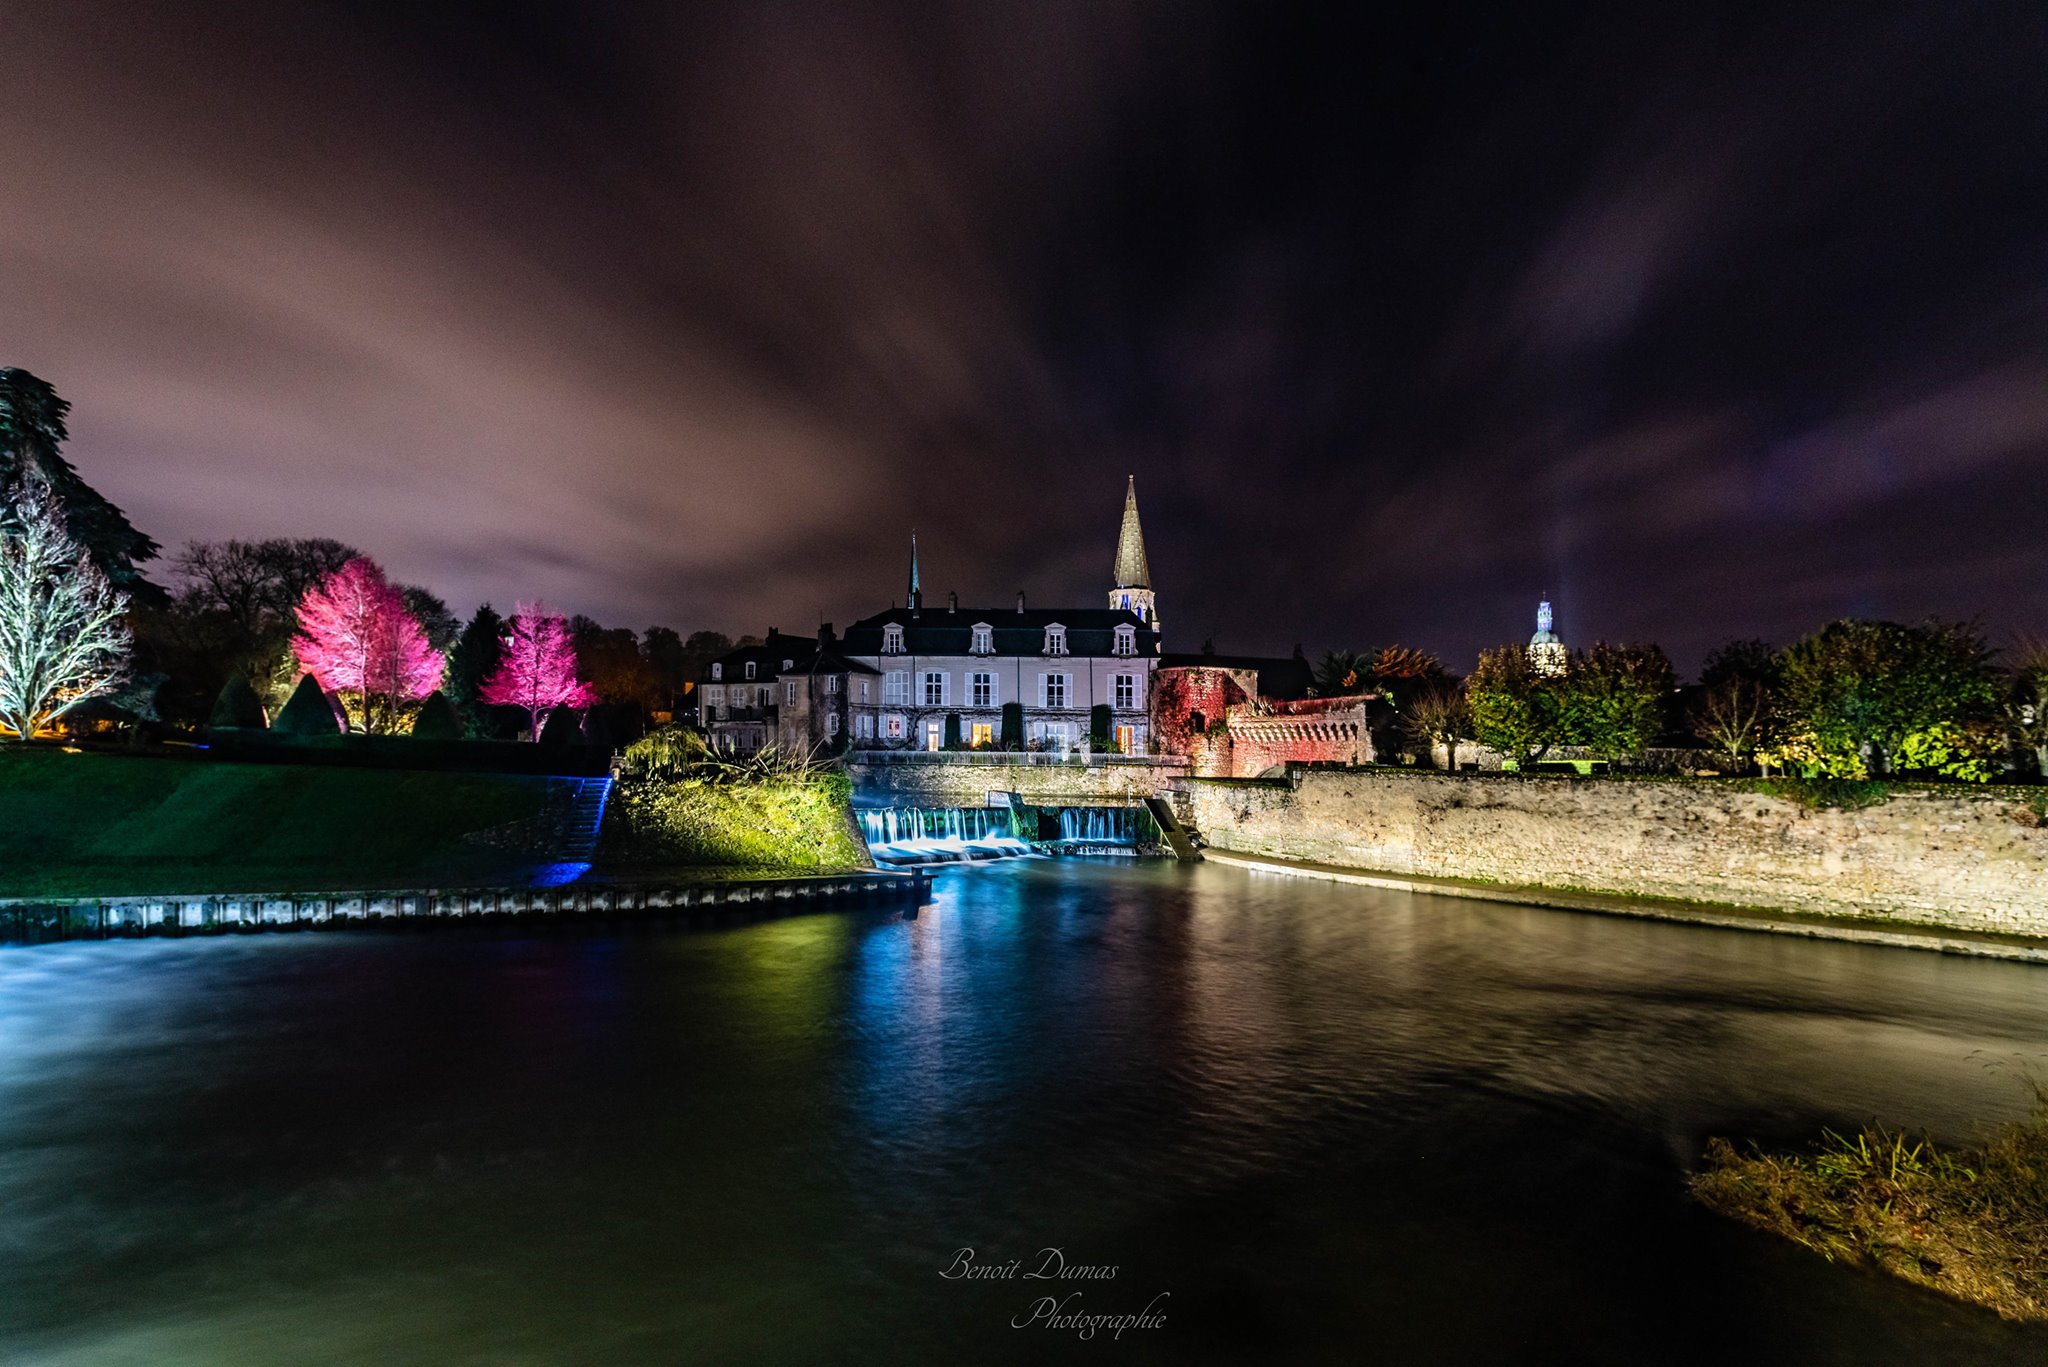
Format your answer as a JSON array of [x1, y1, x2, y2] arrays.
[[0, 369, 161, 600], [1088, 703, 1112, 750], [1000, 701, 1024, 750], [447, 604, 506, 737]]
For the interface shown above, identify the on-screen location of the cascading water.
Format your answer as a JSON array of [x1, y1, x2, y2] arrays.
[[1053, 806, 1155, 851], [859, 806, 1033, 865]]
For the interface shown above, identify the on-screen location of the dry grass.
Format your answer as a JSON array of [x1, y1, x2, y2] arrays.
[[1692, 1097, 2048, 1321]]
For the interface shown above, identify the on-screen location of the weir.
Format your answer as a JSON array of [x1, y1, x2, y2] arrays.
[[857, 802, 1163, 864]]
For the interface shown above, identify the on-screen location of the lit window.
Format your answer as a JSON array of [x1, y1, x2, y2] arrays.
[[1044, 625, 1067, 656], [883, 625, 905, 654], [1114, 674, 1136, 709], [1115, 724, 1135, 754], [971, 623, 993, 654], [885, 714, 905, 740], [1043, 673, 1068, 709], [925, 722, 942, 752], [970, 722, 994, 747], [972, 671, 993, 707], [922, 671, 947, 706], [883, 671, 910, 705], [1113, 626, 1135, 656]]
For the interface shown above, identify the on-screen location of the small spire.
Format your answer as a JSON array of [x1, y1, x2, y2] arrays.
[[1113, 475, 1151, 589], [907, 530, 921, 613]]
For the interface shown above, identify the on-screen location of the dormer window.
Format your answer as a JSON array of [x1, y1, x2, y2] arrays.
[[744, 661, 756, 680], [711, 663, 722, 681], [1113, 625, 1136, 656], [971, 623, 993, 655], [1044, 624, 1068, 656], [782, 659, 793, 671], [882, 624, 905, 655]]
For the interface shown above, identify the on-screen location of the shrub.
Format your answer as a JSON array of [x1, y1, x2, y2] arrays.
[[537, 706, 582, 746], [411, 690, 463, 740], [272, 674, 342, 736], [207, 673, 267, 730], [603, 769, 865, 869]]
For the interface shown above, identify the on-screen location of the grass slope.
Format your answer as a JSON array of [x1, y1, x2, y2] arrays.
[[0, 748, 556, 897]]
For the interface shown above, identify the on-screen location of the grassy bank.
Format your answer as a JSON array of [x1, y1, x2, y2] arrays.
[[0, 747, 559, 897], [601, 770, 868, 872], [1692, 1103, 2048, 1321]]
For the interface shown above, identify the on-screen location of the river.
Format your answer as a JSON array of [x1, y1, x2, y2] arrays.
[[2, 859, 2045, 1364]]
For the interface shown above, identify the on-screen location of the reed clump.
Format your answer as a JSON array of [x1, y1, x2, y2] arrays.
[[1692, 1096, 2048, 1321]]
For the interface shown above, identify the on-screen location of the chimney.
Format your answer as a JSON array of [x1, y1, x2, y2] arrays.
[[1016, 591, 1026, 614], [948, 591, 958, 613], [818, 622, 834, 643]]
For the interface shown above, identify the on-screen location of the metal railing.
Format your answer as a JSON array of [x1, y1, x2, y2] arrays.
[[847, 750, 1188, 769]]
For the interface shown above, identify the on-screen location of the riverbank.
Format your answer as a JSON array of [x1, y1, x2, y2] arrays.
[[1202, 849, 2048, 963], [1693, 1105, 2048, 1322]]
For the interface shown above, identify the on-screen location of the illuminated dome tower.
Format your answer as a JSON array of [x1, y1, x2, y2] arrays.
[[1108, 476, 1160, 639], [1527, 598, 1567, 677]]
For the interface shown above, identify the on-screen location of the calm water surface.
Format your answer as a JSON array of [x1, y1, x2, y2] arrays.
[[3, 859, 2046, 1365]]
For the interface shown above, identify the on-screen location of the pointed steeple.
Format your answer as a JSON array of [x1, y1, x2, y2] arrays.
[[1113, 476, 1151, 589], [1107, 477, 1160, 640], [907, 530, 922, 614]]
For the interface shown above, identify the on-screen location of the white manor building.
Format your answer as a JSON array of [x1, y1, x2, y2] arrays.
[[698, 479, 1164, 756]]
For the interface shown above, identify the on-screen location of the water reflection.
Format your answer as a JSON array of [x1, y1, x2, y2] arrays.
[[2, 861, 2046, 1364]]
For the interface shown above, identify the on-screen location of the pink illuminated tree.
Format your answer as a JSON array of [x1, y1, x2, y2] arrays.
[[481, 601, 596, 741], [291, 557, 445, 734]]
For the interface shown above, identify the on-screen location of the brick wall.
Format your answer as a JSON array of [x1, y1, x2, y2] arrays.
[[1191, 770, 2048, 936]]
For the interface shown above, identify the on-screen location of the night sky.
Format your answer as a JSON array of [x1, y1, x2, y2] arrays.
[[5, 1, 2046, 672]]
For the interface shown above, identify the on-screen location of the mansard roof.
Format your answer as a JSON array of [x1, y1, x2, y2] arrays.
[[843, 606, 1159, 659], [701, 629, 879, 683]]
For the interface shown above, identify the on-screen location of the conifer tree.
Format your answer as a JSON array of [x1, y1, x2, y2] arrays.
[[0, 369, 160, 599]]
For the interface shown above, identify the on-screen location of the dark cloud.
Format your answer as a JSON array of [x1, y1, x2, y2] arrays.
[[2, 0, 2044, 674]]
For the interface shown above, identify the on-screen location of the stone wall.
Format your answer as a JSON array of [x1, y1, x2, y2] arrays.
[[1190, 770, 2048, 936], [849, 756, 1188, 807]]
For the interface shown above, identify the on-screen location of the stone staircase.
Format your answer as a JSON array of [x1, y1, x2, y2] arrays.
[[557, 776, 614, 864]]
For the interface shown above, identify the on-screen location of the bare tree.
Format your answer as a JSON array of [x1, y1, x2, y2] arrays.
[[1402, 684, 1472, 770], [0, 478, 130, 739], [1692, 679, 1768, 772]]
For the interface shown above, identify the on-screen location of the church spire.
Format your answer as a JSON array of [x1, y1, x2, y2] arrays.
[[907, 530, 922, 614], [1113, 475, 1151, 589], [1107, 477, 1160, 639]]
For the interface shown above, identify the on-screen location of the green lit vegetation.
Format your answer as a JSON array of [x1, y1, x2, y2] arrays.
[[0, 747, 553, 897], [1740, 775, 1895, 811], [1692, 1099, 2048, 1322], [605, 727, 867, 871]]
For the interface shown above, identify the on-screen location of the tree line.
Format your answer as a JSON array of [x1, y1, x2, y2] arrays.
[[0, 368, 733, 743], [1312, 624, 2047, 782]]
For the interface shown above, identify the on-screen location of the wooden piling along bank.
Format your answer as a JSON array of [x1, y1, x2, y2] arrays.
[[0, 871, 932, 946]]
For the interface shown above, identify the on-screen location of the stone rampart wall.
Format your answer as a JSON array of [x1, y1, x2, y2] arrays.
[[1190, 771, 2048, 936]]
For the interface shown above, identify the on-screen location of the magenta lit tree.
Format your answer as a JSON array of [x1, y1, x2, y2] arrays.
[[481, 601, 596, 741], [291, 557, 445, 734]]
